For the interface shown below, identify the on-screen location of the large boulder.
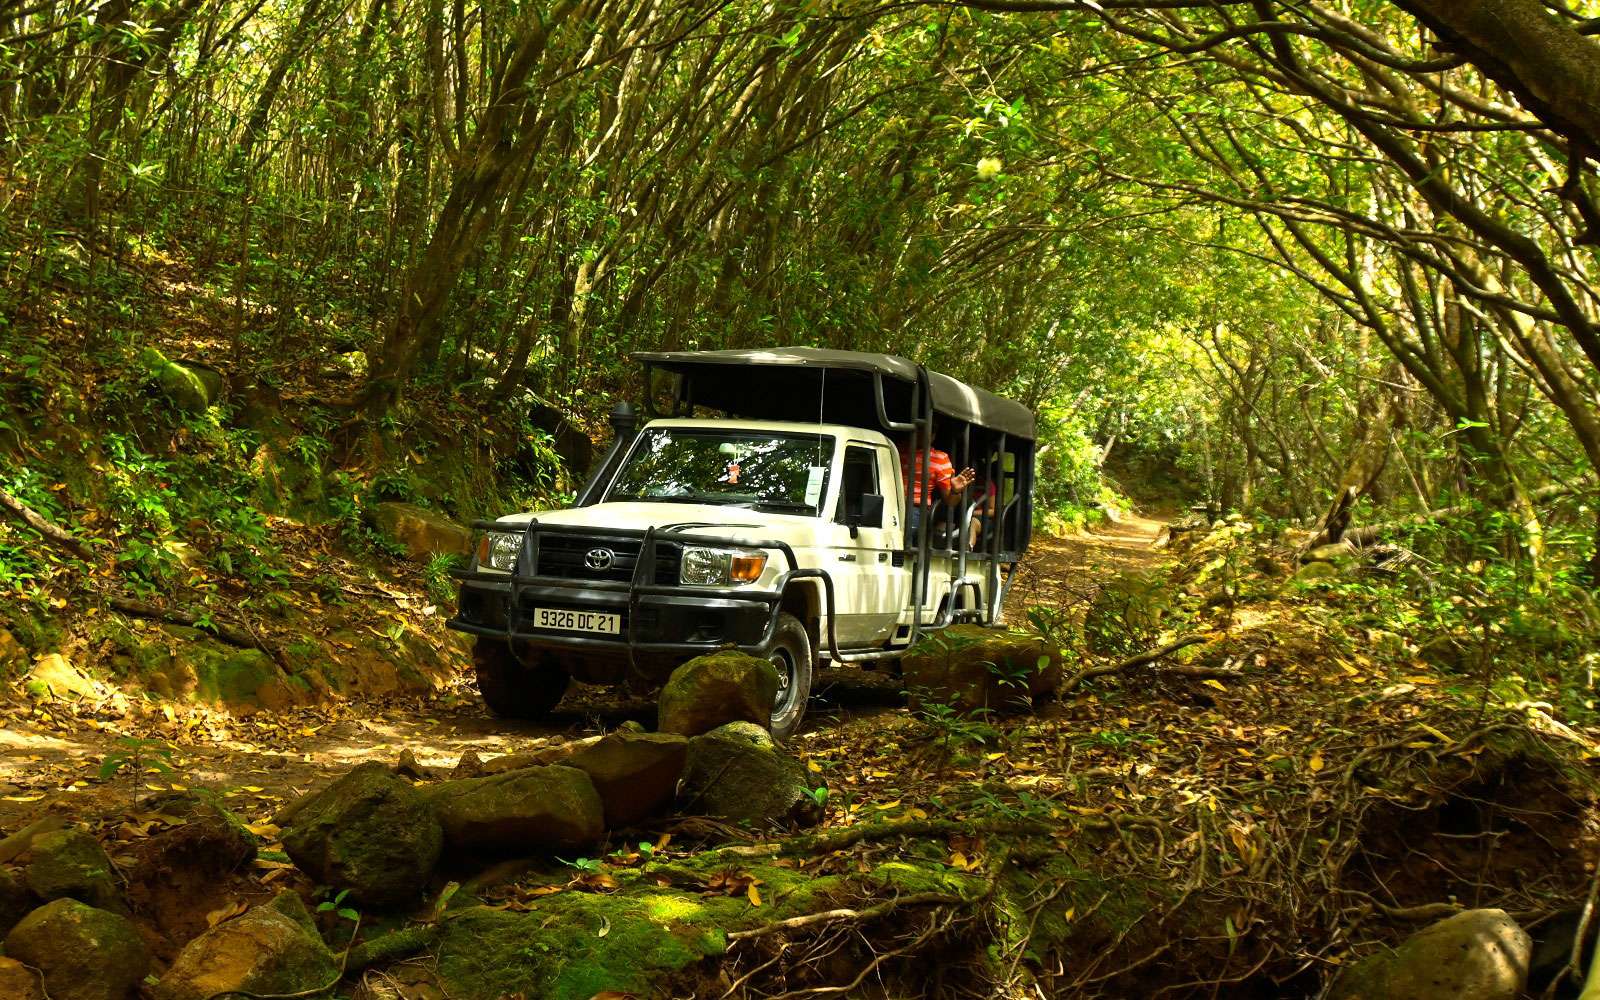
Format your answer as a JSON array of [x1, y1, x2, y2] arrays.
[[0, 956, 44, 999], [658, 651, 779, 737], [900, 625, 1063, 716], [372, 502, 471, 562], [1331, 908, 1531, 1000], [280, 762, 443, 908], [424, 765, 603, 853], [153, 892, 338, 1000], [4, 898, 150, 1000], [567, 732, 689, 828], [122, 791, 258, 957], [25, 828, 124, 913], [679, 722, 820, 828]]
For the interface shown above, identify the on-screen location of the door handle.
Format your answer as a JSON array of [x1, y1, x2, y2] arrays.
[[838, 554, 857, 562]]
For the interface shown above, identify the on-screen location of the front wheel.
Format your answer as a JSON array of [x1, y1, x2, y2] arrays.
[[474, 640, 570, 720], [767, 612, 814, 742]]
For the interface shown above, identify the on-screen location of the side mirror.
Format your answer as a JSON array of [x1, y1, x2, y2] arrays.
[[856, 493, 884, 529]]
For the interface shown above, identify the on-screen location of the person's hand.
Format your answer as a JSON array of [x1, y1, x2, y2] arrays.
[[951, 467, 977, 491]]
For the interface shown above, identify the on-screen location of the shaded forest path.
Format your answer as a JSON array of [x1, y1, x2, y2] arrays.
[[1003, 508, 1169, 620], [0, 514, 1168, 830]]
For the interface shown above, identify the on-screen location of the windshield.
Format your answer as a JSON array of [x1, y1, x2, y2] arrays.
[[606, 428, 835, 515]]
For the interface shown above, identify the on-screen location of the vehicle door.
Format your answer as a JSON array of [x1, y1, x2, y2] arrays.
[[829, 442, 906, 645]]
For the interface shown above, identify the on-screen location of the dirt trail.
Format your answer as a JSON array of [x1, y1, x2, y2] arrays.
[[0, 512, 1170, 830], [1003, 508, 1168, 619]]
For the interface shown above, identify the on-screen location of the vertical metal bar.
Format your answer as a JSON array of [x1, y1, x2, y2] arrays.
[[989, 433, 1007, 622], [911, 369, 934, 643], [955, 422, 971, 606], [626, 526, 654, 678]]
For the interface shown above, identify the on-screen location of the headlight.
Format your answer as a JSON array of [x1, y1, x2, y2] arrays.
[[476, 530, 521, 570], [680, 547, 768, 586]]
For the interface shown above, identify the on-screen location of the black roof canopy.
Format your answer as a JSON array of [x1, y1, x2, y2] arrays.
[[634, 347, 1035, 441]]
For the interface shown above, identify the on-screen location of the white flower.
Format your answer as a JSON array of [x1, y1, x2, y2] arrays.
[[976, 156, 1003, 181]]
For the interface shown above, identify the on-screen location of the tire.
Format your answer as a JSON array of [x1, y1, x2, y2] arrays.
[[766, 612, 814, 743], [474, 640, 570, 720]]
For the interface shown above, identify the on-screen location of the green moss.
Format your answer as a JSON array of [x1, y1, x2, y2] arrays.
[[138, 346, 209, 413], [869, 861, 978, 897], [1, 605, 62, 655], [192, 646, 279, 705], [987, 849, 1166, 978], [438, 893, 731, 1000]]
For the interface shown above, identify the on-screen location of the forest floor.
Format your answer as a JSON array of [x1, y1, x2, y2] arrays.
[[0, 514, 1161, 832], [2, 508, 1597, 997]]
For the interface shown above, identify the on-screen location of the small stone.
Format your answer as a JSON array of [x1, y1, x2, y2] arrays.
[[25, 828, 124, 913], [395, 748, 433, 780], [424, 765, 604, 853], [153, 891, 339, 1000], [452, 748, 486, 778], [679, 722, 820, 828], [4, 898, 150, 1000], [567, 732, 689, 827], [280, 762, 443, 908], [658, 651, 779, 737]]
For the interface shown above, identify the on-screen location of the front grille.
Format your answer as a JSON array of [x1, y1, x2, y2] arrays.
[[534, 535, 682, 584]]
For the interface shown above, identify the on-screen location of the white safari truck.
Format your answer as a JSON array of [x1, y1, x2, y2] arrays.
[[448, 348, 1036, 738]]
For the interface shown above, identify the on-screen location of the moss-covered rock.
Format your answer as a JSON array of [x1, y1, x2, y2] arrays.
[[679, 722, 819, 828], [153, 891, 339, 1000], [424, 765, 603, 854], [1083, 571, 1172, 653], [138, 346, 210, 414], [280, 762, 443, 908], [0, 627, 28, 677], [436, 893, 732, 1000], [3, 898, 150, 1000], [567, 731, 688, 828], [0, 866, 36, 936], [1292, 560, 1341, 584], [1330, 908, 1531, 1000], [372, 501, 472, 562], [900, 625, 1063, 716], [103, 622, 310, 712], [25, 828, 124, 914], [657, 651, 779, 737], [251, 441, 328, 523]]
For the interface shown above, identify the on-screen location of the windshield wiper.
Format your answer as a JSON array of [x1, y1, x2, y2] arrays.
[[751, 500, 817, 514]]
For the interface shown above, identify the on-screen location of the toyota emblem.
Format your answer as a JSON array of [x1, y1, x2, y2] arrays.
[[584, 547, 616, 571]]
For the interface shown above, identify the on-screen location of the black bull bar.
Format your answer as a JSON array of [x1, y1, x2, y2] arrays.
[[447, 520, 940, 668]]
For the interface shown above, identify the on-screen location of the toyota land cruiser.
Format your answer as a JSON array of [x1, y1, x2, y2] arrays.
[[448, 348, 1035, 739]]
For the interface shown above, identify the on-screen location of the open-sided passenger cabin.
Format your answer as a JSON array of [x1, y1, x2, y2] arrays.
[[632, 347, 1036, 626]]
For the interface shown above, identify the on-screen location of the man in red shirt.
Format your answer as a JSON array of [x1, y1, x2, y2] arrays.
[[899, 436, 975, 537]]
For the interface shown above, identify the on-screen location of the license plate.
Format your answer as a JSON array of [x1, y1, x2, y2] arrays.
[[532, 607, 621, 634]]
